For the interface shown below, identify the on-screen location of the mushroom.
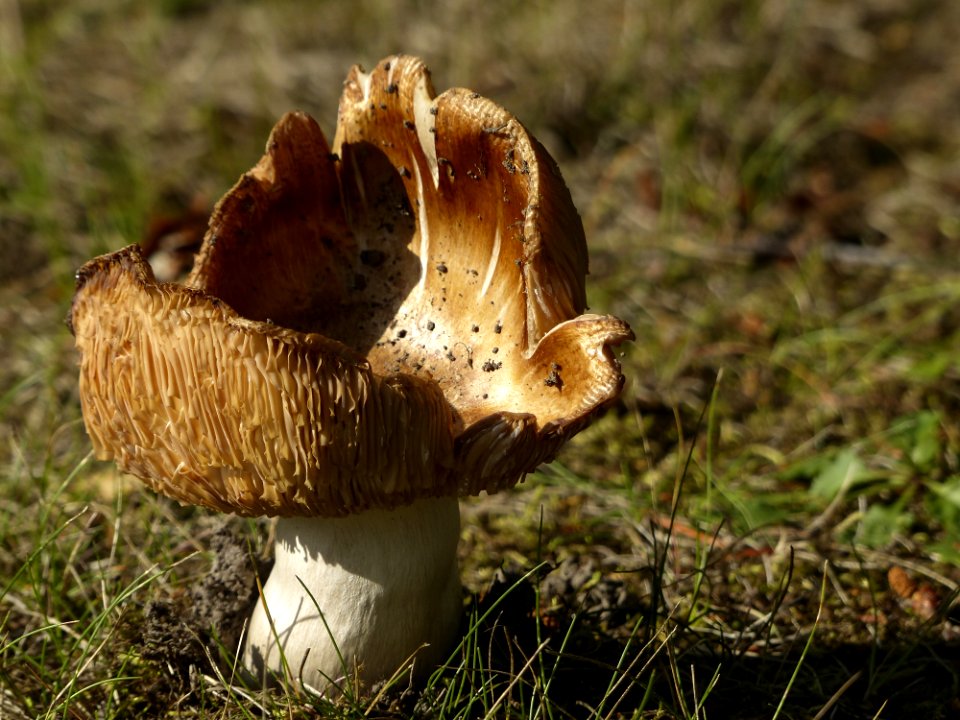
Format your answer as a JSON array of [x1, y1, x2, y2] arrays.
[[68, 55, 633, 692]]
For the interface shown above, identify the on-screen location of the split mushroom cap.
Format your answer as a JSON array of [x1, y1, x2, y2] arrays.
[[69, 55, 633, 518]]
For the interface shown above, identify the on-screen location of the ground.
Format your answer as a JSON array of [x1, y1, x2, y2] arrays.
[[1, 0, 959, 718]]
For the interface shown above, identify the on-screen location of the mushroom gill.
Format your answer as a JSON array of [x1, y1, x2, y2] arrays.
[[70, 246, 458, 517]]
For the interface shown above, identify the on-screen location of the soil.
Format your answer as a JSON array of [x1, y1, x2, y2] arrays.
[[141, 525, 265, 682]]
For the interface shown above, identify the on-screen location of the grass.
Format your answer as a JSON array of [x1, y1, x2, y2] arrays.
[[2, 0, 960, 717]]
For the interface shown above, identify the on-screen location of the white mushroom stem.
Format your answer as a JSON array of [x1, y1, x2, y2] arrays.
[[244, 496, 462, 692]]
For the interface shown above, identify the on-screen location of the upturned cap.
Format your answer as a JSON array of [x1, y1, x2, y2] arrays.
[[69, 55, 633, 518]]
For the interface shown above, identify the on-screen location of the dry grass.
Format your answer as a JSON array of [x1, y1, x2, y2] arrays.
[[2, 0, 960, 717]]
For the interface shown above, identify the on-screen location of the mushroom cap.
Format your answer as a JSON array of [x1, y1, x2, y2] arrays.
[[69, 55, 633, 518]]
